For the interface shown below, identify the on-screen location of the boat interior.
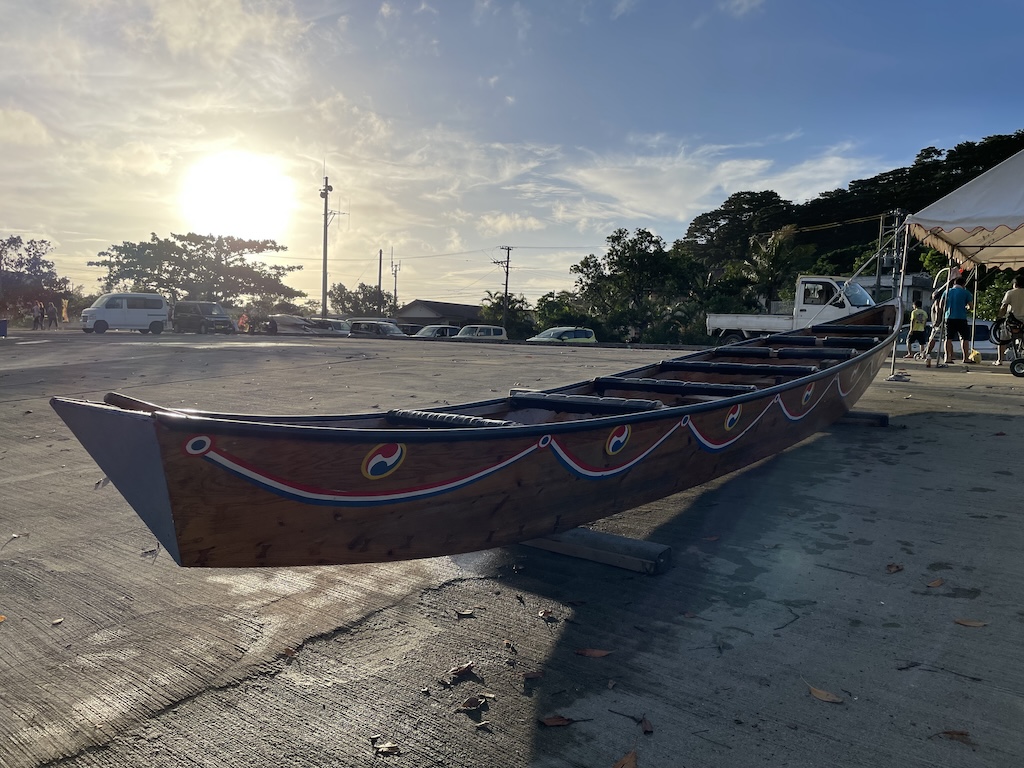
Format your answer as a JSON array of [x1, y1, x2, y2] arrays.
[[103, 322, 896, 432]]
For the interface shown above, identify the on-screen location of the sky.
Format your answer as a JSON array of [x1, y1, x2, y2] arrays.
[[1, 0, 1021, 310]]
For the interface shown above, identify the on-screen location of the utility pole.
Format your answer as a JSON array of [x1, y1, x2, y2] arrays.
[[495, 246, 512, 330], [391, 249, 401, 310], [320, 176, 333, 318], [377, 249, 383, 316]]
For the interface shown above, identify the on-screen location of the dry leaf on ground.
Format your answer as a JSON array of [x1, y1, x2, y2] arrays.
[[954, 619, 988, 628], [457, 695, 484, 711], [447, 661, 474, 678], [612, 749, 638, 768], [804, 681, 843, 703], [885, 563, 904, 574], [702, 535, 720, 542], [538, 609, 558, 622], [641, 715, 653, 734], [0, 615, 6, 623], [455, 609, 475, 619], [927, 578, 945, 588], [937, 729, 976, 746], [51, 618, 64, 626], [575, 648, 613, 658], [373, 741, 401, 756], [539, 715, 575, 727]]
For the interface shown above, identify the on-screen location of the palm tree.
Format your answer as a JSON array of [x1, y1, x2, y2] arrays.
[[743, 225, 815, 308]]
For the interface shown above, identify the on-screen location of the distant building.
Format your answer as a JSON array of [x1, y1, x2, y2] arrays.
[[395, 300, 480, 333], [851, 272, 934, 311]]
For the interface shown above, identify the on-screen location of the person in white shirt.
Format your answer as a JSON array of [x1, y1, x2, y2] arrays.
[[994, 274, 1024, 365]]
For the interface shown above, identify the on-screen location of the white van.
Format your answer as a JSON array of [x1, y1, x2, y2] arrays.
[[452, 324, 508, 341], [81, 293, 170, 334]]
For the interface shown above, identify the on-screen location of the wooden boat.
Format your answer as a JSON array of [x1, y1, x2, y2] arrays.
[[51, 304, 897, 568]]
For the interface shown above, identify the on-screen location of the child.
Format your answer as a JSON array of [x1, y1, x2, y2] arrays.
[[904, 300, 928, 358]]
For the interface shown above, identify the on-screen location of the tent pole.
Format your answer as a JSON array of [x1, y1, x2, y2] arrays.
[[889, 222, 911, 377]]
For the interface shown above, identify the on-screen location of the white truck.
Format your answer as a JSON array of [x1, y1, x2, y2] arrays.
[[706, 275, 876, 344]]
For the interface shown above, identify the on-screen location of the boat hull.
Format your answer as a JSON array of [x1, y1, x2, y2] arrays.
[[51, 309, 891, 568]]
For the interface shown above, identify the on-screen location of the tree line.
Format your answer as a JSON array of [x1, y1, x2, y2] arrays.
[[3, 130, 1023, 337]]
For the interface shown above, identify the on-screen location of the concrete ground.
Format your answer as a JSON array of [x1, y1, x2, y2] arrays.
[[1, 330, 1021, 768]]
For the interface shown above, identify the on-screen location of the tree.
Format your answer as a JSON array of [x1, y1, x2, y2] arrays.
[[742, 224, 816, 307], [682, 191, 795, 274], [0, 236, 72, 316], [975, 271, 1014, 320], [572, 228, 695, 342], [535, 290, 597, 331], [479, 290, 534, 339], [328, 282, 396, 316], [89, 233, 304, 306]]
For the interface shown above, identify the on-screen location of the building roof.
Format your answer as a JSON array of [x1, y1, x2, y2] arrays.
[[396, 300, 480, 323]]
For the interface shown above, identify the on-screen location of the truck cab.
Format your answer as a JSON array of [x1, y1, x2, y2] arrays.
[[706, 275, 875, 344]]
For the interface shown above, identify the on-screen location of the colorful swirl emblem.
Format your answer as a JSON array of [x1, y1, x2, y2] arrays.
[[361, 443, 406, 480], [724, 404, 742, 431], [605, 424, 631, 455], [802, 383, 814, 406], [184, 435, 213, 456]]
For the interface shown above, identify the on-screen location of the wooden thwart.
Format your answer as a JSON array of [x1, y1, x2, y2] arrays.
[[595, 376, 757, 397]]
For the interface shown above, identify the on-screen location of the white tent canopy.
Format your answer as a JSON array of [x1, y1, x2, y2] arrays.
[[906, 147, 1024, 269]]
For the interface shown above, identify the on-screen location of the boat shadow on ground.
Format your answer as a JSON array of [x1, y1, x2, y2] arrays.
[[474, 408, 1024, 764]]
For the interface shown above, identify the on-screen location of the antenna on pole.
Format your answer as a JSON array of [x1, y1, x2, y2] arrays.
[[495, 246, 512, 330]]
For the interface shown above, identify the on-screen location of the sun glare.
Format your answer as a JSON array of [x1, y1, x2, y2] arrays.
[[180, 151, 296, 241]]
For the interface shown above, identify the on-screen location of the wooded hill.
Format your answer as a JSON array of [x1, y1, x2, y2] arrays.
[[559, 130, 1024, 344]]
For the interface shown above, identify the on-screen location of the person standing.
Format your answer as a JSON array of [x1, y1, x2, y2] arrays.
[[45, 301, 59, 330], [941, 276, 973, 364], [31, 301, 42, 330], [994, 274, 1024, 365], [904, 300, 928, 359]]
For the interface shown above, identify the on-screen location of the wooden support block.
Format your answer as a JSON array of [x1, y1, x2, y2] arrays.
[[521, 528, 672, 574], [837, 410, 889, 427]]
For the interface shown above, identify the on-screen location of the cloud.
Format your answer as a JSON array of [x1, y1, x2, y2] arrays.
[[107, 141, 173, 177], [476, 212, 546, 237], [717, 0, 765, 18], [142, 0, 305, 66], [511, 3, 532, 42], [0, 109, 52, 146], [611, 0, 639, 20], [549, 139, 886, 236]]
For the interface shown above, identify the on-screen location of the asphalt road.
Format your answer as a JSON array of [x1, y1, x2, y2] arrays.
[[1, 329, 1022, 767]]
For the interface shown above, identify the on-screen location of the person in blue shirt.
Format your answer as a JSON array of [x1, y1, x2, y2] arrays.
[[941, 276, 973, 364]]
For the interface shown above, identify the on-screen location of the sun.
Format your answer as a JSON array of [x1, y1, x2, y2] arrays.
[[180, 151, 296, 241]]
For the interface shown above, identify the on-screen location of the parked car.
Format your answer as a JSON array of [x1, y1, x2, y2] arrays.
[[309, 318, 351, 336], [81, 292, 169, 334], [527, 326, 598, 344], [172, 301, 235, 334], [269, 315, 350, 336], [348, 320, 407, 338], [453, 324, 508, 341], [897, 320, 997, 357], [413, 325, 461, 339]]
